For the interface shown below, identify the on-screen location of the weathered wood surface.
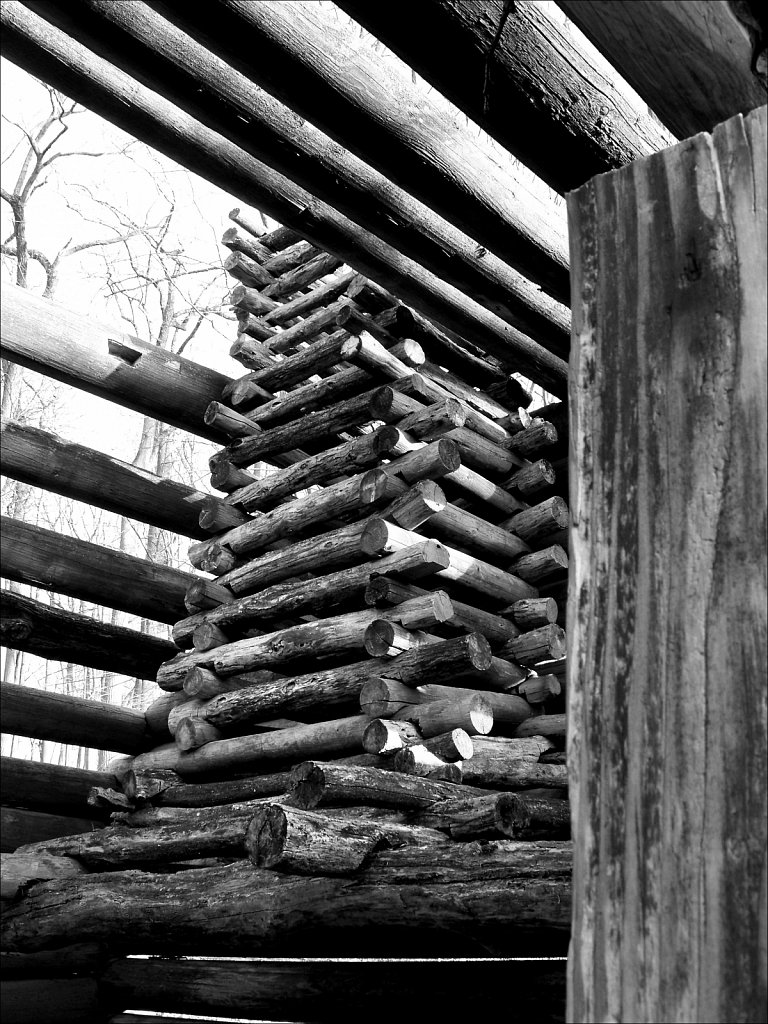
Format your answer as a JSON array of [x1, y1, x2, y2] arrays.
[[0, 589, 176, 681], [53, 0, 571, 352], [1, 516, 192, 624], [132, 0, 569, 302], [0, 285, 232, 443], [559, 0, 767, 138], [0, 852, 571, 954], [0, 757, 114, 817], [339, 0, 674, 193], [0, 4, 568, 394], [0, 807, 100, 854], [0, 421, 229, 540], [290, 761, 486, 810], [99, 956, 567, 1023], [0, 852, 87, 902], [0, 681, 149, 753], [567, 106, 767, 1023]]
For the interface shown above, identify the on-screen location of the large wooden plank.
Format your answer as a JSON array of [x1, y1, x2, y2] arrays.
[[1, 517, 193, 625], [567, 106, 767, 1022], [0, 285, 232, 443], [559, 1, 766, 138], [0, 681, 150, 753], [339, 0, 674, 192], [0, 421, 232, 541]]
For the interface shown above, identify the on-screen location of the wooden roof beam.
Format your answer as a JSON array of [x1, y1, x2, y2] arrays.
[[337, 0, 676, 194], [0, 4, 567, 394], [558, 0, 766, 139], [25, 0, 571, 354], [151, 0, 570, 305]]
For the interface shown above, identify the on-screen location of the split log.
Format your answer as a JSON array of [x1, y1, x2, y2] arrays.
[[174, 542, 450, 647], [0, 421, 233, 540], [290, 762, 487, 810], [0, 757, 114, 818], [0, 6, 568, 395], [1, 516, 192, 624], [0, 850, 571, 954], [0, 590, 176, 681]]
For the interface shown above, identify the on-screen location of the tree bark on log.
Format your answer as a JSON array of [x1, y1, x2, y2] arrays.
[[1, 516, 192, 625], [0, 681, 149, 754], [0, 4, 568, 395], [0, 591, 176, 682], [0, 807, 100, 854], [0, 757, 115, 818]]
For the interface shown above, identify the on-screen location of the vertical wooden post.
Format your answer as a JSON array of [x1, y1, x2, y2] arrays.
[[567, 105, 767, 1023]]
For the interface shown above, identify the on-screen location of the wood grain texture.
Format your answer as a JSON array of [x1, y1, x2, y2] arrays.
[[567, 106, 767, 1023], [559, 0, 766, 138]]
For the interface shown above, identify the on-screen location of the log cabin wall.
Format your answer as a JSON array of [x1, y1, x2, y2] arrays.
[[0, 3, 765, 1023]]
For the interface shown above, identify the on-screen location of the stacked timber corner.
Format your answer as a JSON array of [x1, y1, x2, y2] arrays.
[[1, 212, 572, 1022]]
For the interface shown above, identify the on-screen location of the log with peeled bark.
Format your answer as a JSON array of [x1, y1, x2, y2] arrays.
[[0, 8, 568, 397], [0, 421, 235, 541], [225, 425, 408, 511], [174, 542, 451, 648], [0, 589, 177, 682], [362, 719, 422, 754], [441, 426, 523, 475], [359, 678, 533, 729], [389, 695, 494, 737], [417, 361, 510, 420], [442, 460, 528, 515], [263, 269, 357, 325], [341, 332, 425, 380], [183, 667, 284, 700], [425, 501, 531, 563], [393, 745, 453, 777], [362, 518, 537, 605], [508, 421, 558, 457], [265, 251, 344, 299], [264, 298, 348, 355], [246, 803, 447, 875], [0, 516, 193, 625], [290, 761, 487, 810], [221, 225, 271, 262], [512, 597, 559, 628], [262, 240, 321, 277], [0, 846, 572, 955]]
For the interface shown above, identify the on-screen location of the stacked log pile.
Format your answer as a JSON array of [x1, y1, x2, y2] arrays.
[[1, 214, 570, 970]]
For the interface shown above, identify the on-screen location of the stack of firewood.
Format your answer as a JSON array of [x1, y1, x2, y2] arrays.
[[1, 211, 571, 957]]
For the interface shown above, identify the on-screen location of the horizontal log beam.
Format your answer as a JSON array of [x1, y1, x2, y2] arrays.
[[558, 0, 767, 139], [0, 681, 150, 753], [1, 516, 193, 625], [0, 847, 571, 953], [0, 806, 100, 854], [0, 420, 234, 540], [38, 0, 571, 354], [0, 4, 567, 394], [339, 0, 674, 193], [155, 0, 570, 303], [99, 956, 567, 1022], [0, 590, 176, 681], [0, 285, 232, 443], [0, 756, 115, 817]]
